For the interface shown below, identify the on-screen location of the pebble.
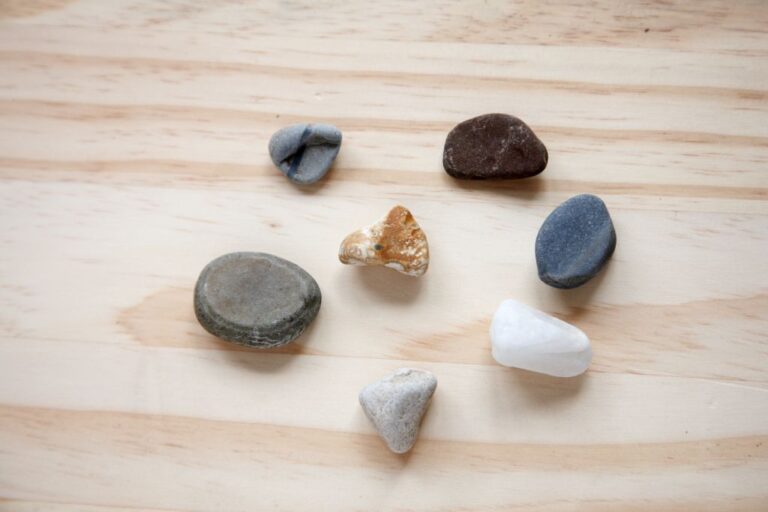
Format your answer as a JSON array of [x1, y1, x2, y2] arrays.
[[443, 113, 548, 179], [268, 123, 342, 184], [338, 205, 429, 276], [536, 194, 616, 289], [359, 368, 437, 453], [490, 299, 592, 377], [194, 252, 321, 348]]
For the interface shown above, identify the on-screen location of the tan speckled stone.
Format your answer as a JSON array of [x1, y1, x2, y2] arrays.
[[338, 205, 429, 276]]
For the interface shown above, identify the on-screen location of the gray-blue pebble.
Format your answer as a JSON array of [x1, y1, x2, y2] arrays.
[[535, 194, 616, 289], [268, 123, 342, 184]]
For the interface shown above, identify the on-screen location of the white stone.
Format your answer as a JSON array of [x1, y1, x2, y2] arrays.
[[359, 368, 437, 453], [490, 299, 592, 377]]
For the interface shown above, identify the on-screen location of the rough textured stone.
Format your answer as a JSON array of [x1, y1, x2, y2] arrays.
[[443, 113, 548, 179], [194, 252, 321, 348], [338, 205, 429, 276], [359, 368, 437, 453], [268, 123, 342, 184], [536, 194, 616, 289], [490, 299, 592, 377]]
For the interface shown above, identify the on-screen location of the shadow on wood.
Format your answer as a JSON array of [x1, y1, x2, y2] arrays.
[[508, 368, 588, 405], [213, 307, 323, 371], [351, 265, 425, 304], [540, 259, 614, 319], [441, 172, 547, 201]]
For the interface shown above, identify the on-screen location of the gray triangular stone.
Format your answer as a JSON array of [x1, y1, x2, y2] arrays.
[[359, 368, 437, 453]]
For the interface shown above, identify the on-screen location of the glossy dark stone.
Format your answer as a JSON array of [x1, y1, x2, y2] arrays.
[[443, 113, 548, 179], [268, 123, 342, 184], [194, 252, 321, 348], [535, 194, 616, 289]]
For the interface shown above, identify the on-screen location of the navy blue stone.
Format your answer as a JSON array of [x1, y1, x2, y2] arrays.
[[535, 194, 616, 289]]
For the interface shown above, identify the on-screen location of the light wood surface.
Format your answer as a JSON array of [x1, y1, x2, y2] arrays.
[[1, 1, 767, 510]]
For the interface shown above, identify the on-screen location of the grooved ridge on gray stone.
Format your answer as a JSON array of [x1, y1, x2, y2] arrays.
[[194, 252, 321, 348], [268, 123, 342, 184]]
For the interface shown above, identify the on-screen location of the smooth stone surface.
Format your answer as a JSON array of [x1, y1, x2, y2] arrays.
[[194, 252, 321, 348], [359, 368, 437, 453], [339, 205, 429, 276], [268, 123, 342, 184], [443, 113, 548, 179], [536, 194, 616, 289], [490, 299, 592, 377]]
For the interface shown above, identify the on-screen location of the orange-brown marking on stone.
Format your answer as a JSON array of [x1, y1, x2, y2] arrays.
[[376, 206, 429, 274], [339, 205, 429, 276]]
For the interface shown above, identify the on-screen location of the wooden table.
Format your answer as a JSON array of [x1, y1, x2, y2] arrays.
[[1, 1, 767, 510]]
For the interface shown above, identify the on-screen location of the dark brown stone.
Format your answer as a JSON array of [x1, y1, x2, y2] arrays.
[[442, 113, 548, 179]]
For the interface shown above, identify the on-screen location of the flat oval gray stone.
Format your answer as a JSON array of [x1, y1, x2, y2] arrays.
[[194, 252, 321, 348], [268, 123, 342, 184], [535, 194, 616, 289], [443, 113, 548, 179]]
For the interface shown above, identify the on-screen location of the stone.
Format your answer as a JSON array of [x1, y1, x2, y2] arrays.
[[338, 205, 429, 276], [359, 368, 437, 453], [268, 123, 342, 184], [194, 252, 321, 348], [535, 194, 616, 289], [443, 113, 548, 179], [490, 299, 592, 377]]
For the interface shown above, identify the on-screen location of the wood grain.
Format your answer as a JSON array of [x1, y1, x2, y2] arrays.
[[0, 1, 767, 510]]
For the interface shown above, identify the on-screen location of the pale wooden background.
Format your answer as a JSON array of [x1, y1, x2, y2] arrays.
[[0, 1, 767, 510]]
